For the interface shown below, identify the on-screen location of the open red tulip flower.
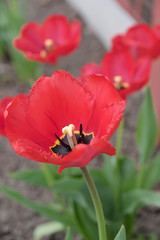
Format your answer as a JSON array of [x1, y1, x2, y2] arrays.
[[79, 50, 151, 99], [112, 23, 160, 60], [5, 71, 125, 173], [101, 50, 151, 99], [0, 96, 15, 136], [13, 15, 81, 64]]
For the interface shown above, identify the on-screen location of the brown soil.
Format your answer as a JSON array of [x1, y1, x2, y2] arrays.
[[0, 0, 160, 240]]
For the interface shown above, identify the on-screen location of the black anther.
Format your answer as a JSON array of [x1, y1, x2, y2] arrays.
[[79, 124, 85, 143], [55, 133, 71, 150]]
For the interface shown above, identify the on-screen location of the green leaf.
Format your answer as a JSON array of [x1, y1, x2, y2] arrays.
[[102, 155, 118, 188], [65, 227, 73, 240], [140, 151, 160, 189], [123, 190, 160, 214], [0, 185, 75, 229], [10, 169, 49, 187], [52, 178, 87, 208], [118, 156, 136, 191], [52, 178, 83, 193], [136, 87, 158, 163], [73, 201, 98, 240], [114, 225, 126, 240], [33, 222, 65, 240]]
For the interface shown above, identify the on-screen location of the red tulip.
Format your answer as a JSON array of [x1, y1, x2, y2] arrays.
[[112, 24, 160, 60], [79, 50, 151, 99], [5, 71, 125, 173], [101, 50, 151, 99], [13, 15, 82, 64]]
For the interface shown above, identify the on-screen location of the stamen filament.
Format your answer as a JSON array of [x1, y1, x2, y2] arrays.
[[62, 124, 77, 149]]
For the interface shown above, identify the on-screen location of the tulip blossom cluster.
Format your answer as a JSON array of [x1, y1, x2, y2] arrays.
[[1, 11, 160, 240], [0, 15, 158, 173]]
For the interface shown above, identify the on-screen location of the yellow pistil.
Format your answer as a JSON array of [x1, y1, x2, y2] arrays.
[[40, 39, 56, 58], [114, 76, 122, 84], [45, 38, 55, 51], [62, 124, 78, 149], [40, 50, 47, 58], [114, 75, 129, 90]]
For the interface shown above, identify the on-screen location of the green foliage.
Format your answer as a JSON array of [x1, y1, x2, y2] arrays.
[[136, 87, 158, 163], [5, 148, 160, 240], [0, 185, 75, 229], [0, 0, 42, 82], [122, 190, 160, 214], [10, 169, 50, 188], [138, 151, 160, 189]]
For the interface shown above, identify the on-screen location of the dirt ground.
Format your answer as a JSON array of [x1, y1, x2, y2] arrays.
[[0, 0, 160, 240]]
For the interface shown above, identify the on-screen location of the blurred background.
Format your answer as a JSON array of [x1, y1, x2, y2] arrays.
[[0, 0, 160, 239]]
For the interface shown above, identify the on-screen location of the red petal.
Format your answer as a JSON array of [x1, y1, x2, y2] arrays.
[[13, 23, 43, 53], [57, 137, 116, 173], [126, 24, 157, 49], [0, 96, 14, 136], [102, 50, 135, 83], [119, 57, 151, 99], [6, 94, 53, 150], [27, 71, 94, 144], [46, 21, 82, 63], [42, 15, 70, 44], [84, 74, 125, 139], [10, 138, 58, 164], [79, 62, 103, 83], [112, 24, 158, 60]]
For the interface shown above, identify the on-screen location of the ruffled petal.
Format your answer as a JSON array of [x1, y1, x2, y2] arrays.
[[84, 74, 125, 139], [58, 137, 116, 173], [27, 71, 94, 144], [10, 138, 58, 164], [5, 94, 53, 150]]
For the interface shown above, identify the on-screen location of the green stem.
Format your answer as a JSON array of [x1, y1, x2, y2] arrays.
[[116, 117, 124, 159], [80, 167, 107, 240]]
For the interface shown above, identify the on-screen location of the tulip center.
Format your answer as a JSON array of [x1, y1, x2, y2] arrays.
[[114, 76, 129, 90], [50, 124, 94, 156], [40, 39, 56, 58]]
